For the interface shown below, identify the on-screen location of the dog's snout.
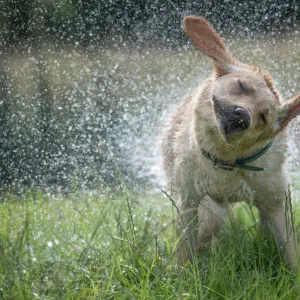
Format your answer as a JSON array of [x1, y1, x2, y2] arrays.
[[234, 107, 250, 130], [225, 106, 250, 136], [213, 97, 251, 137]]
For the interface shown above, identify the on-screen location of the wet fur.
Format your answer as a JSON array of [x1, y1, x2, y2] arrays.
[[162, 16, 300, 272]]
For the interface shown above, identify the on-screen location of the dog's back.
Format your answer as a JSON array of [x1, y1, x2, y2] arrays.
[[162, 95, 193, 181]]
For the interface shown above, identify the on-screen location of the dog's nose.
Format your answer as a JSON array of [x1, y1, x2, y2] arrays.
[[213, 95, 251, 136], [234, 107, 250, 130], [224, 106, 250, 136]]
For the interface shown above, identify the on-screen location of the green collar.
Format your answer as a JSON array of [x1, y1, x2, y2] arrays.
[[201, 140, 274, 171]]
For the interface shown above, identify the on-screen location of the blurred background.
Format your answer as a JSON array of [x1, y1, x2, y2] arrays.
[[0, 0, 299, 193]]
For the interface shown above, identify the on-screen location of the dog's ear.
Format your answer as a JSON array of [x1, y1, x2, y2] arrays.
[[276, 94, 300, 131], [184, 16, 239, 76]]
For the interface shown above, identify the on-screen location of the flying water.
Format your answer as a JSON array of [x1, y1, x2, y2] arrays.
[[0, 3, 300, 195]]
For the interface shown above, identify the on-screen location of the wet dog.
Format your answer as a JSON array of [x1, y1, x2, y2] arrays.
[[161, 16, 300, 272]]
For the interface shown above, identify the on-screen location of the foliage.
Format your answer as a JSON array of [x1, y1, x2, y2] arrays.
[[1, 191, 300, 299], [1, 0, 300, 50]]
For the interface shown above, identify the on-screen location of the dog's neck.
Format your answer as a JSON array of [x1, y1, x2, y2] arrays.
[[201, 140, 274, 171]]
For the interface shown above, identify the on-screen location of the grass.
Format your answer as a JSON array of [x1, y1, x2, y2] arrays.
[[1, 190, 300, 299]]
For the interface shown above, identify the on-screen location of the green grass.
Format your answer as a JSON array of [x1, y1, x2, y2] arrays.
[[1, 190, 300, 299]]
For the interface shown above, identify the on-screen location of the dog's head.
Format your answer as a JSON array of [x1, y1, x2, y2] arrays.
[[184, 16, 300, 151]]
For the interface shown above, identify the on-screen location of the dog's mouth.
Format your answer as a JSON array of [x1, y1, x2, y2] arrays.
[[213, 96, 251, 140]]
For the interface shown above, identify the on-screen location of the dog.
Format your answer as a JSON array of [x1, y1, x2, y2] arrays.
[[161, 16, 300, 272]]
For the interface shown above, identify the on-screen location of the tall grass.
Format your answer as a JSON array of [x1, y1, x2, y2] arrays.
[[0, 190, 299, 299]]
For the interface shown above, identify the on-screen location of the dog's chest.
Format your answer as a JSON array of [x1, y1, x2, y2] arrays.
[[202, 172, 256, 204], [230, 180, 255, 203]]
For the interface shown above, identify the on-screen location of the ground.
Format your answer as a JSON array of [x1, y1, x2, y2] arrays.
[[1, 189, 300, 299]]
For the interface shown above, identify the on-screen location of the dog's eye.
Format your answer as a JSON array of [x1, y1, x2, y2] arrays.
[[238, 80, 244, 89], [238, 80, 247, 92], [260, 113, 267, 124]]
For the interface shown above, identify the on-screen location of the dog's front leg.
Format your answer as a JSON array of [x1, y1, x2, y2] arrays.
[[176, 197, 199, 264], [196, 195, 227, 253], [259, 204, 299, 273], [176, 195, 227, 264]]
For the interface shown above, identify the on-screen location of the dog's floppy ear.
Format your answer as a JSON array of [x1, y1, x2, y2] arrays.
[[184, 16, 239, 75], [276, 94, 300, 131]]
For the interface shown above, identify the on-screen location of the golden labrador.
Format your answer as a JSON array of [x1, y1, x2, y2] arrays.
[[162, 16, 300, 272]]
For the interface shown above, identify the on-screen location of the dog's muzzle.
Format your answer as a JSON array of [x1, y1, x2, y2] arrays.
[[213, 96, 250, 137]]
